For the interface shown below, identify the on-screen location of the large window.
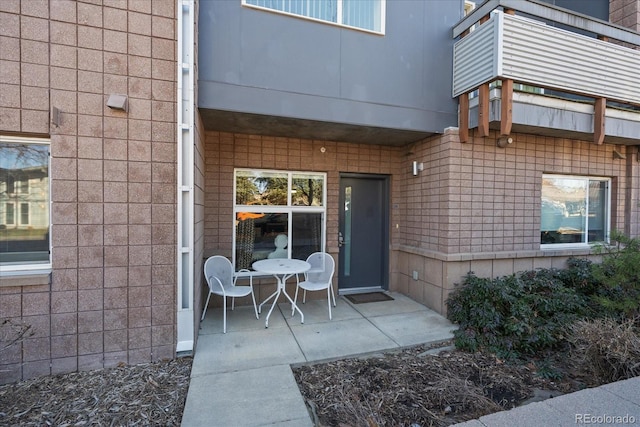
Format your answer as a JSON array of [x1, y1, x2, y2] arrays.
[[0, 136, 50, 272], [234, 169, 326, 271], [243, 0, 385, 33], [541, 174, 610, 247]]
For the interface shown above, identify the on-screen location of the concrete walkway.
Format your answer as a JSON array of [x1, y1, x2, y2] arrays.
[[180, 292, 640, 426], [180, 292, 456, 426], [452, 376, 640, 427]]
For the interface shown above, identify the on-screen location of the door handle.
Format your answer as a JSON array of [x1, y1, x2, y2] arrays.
[[338, 231, 344, 247]]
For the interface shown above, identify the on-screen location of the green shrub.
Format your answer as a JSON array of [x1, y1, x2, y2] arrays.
[[591, 230, 640, 319], [558, 257, 599, 295], [446, 270, 588, 360], [558, 257, 607, 317]]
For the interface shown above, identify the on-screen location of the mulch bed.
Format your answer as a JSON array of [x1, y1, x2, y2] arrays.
[[0, 357, 192, 427], [292, 342, 580, 427], [0, 342, 585, 427]]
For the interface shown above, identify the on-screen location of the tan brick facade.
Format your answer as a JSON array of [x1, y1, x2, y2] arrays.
[[202, 129, 639, 315], [0, 1, 177, 384], [2, 0, 639, 386], [610, 0, 640, 31]]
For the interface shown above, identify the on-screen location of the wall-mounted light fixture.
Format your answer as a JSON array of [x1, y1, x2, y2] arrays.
[[412, 161, 424, 176], [107, 94, 128, 112], [51, 107, 61, 126], [496, 136, 514, 148]]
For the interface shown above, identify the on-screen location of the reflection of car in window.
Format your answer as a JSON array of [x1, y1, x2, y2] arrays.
[[541, 200, 567, 244], [541, 199, 566, 230]]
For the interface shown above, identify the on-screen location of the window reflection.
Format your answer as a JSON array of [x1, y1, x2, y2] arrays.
[[0, 141, 50, 265], [235, 212, 288, 270], [541, 175, 608, 245], [233, 169, 327, 271], [236, 170, 288, 205], [292, 212, 322, 260], [292, 174, 323, 206]]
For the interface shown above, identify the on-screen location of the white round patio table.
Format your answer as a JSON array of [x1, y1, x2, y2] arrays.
[[252, 258, 310, 328]]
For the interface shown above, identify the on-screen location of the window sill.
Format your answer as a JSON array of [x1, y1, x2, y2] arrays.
[[0, 270, 51, 287]]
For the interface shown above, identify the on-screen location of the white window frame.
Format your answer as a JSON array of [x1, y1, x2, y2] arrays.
[[233, 168, 327, 269], [0, 135, 51, 276], [4, 202, 16, 226], [242, 0, 386, 35], [19, 202, 30, 226], [540, 174, 611, 250]]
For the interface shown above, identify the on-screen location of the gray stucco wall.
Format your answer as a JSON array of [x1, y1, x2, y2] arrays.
[[198, 0, 464, 134]]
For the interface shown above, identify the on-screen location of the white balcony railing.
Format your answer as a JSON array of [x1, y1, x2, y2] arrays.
[[453, 11, 640, 107]]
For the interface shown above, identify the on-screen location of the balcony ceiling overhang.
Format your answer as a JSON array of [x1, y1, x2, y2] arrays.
[[453, 2, 640, 144], [198, 108, 435, 146], [468, 90, 640, 145]]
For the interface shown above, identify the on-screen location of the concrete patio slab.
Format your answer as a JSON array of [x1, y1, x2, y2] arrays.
[[191, 326, 305, 377], [281, 297, 364, 325], [367, 310, 457, 347], [290, 317, 398, 362], [346, 292, 430, 317], [199, 304, 288, 334]]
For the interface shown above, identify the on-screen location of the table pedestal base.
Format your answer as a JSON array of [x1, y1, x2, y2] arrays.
[[258, 273, 304, 328]]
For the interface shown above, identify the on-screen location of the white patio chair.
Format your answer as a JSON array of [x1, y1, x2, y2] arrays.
[[292, 252, 336, 320], [201, 255, 259, 333]]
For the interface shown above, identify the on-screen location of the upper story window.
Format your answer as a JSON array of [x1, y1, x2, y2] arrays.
[[243, 0, 385, 34], [540, 174, 610, 248], [0, 136, 51, 274], [234, 169, 327, 271]]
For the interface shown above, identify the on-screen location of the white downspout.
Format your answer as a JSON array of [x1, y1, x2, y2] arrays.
[[176, 0, 195, 353]]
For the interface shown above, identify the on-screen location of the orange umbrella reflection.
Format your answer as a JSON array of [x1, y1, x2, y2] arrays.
[[237, 212, 265, 221]]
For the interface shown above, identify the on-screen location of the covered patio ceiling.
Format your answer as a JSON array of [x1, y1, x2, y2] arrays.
[[198, 108, 435, 146]]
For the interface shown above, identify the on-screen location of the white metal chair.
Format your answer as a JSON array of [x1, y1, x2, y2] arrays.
[[293, 252, 336, 320], [201, 255, 259, 333]]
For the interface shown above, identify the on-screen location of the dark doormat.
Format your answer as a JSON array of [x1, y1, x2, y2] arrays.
[[345, 292, 394, 304]]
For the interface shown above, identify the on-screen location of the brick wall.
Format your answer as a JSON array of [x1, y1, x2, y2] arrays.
[[401, 130, 628, 255], [394, 129, 635, 314], [0, 1, 177, 384], [202, 131, 403, 304], [610, 0, 640, 31], [201, 129, 636, 316]]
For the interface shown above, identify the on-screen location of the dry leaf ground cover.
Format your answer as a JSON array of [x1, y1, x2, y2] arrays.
[[0, 357, 192, 426], [293, 341, 581, 427], [0, 342, 581, 427]]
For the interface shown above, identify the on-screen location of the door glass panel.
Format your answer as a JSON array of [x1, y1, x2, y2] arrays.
[[292, 173, 324, 206], [235, 170, 288, 205], [343, 186, 352, 276], [292, 212, 322, 260]]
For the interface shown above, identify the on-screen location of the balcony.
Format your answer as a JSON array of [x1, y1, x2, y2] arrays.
[[452, 0, 640, 145]]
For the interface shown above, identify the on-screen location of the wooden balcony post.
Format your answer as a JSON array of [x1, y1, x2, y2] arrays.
[[594, 97, 606, 145], [478, 83, 490, 137], [459, 92, 469, 143], [500, 79, 513, 136]]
